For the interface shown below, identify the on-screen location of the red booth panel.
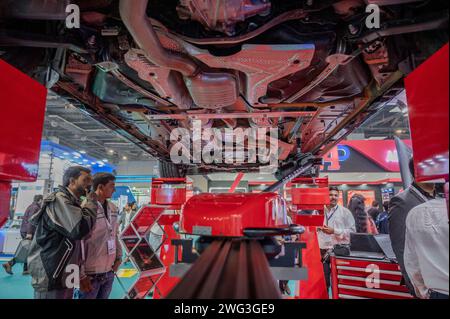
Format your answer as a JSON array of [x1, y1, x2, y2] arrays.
[[405, 43, 449, 182]]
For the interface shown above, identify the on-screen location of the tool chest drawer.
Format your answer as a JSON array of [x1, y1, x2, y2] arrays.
[[331, 256, 414, 299]]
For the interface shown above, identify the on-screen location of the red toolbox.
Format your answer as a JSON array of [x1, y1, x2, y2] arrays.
[[331, 255, 414, 299]]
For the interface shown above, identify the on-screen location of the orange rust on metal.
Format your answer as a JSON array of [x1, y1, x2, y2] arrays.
[[268, 101, 351, 109]]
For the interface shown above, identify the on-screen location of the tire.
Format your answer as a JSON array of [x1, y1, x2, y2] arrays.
[[159, 161, 187, 178]]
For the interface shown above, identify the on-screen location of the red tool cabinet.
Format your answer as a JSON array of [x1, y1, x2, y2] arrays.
[[331, 255, 414, 299]]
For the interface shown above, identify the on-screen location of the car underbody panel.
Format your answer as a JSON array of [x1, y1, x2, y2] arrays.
[[0, 0, 448, 174]]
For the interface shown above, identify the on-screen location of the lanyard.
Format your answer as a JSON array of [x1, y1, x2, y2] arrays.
[[326, 206, 338, 226]]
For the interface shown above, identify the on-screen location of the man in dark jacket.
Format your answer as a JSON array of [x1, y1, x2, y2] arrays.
[[2, 195, 43, 275], [389, 159, 435, 295], [376, 201, 390, 234], [27, 166, 98, 299]]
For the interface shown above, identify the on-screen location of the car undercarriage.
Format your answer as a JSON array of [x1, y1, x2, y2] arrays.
[[0, 0, 448, 176]]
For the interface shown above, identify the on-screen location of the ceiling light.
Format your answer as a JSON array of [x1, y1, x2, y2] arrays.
[[80, 151, 86, 154], [102, 159, 108, 163], [108, 149, 114, 154], [82, 159, 88, 163], [63, 152, 69, 156], [122, 156, 128, 161]]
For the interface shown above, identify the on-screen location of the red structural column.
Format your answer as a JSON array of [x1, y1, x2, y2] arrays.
[[296, 226, 329, 299]]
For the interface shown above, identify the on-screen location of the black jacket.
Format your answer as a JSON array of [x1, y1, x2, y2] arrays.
[[27, 187, 97, 292]]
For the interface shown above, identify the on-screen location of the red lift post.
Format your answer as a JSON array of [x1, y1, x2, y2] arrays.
[[289, 177, 329, 299], [0, 60, 47, 228]]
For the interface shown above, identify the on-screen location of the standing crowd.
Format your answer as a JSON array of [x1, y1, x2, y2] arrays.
[[2, 166, 139, 299]]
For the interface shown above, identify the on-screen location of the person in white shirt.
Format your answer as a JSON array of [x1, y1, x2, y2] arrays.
[[404, 198, 449, 299], [318, 186, 356, 289]]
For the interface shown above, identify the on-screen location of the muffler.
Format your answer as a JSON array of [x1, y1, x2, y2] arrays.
[[119, 0, 239, 109]]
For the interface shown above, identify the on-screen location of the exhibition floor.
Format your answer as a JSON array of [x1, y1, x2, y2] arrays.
[[0, 256, 137, 299]]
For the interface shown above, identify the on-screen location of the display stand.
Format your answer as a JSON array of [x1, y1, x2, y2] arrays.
[[119, 178, 186, 299]]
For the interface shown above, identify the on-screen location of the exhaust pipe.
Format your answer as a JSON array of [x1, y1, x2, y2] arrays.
[[120, 0, 239, 109], [119, 0, 198, 77]]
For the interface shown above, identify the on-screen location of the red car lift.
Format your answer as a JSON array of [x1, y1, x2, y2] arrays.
[[0, 60, 47, 228], [119, 178, 186, 299]]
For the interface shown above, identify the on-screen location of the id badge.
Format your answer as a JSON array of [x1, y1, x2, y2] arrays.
[[107, 239, 116, 255]]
